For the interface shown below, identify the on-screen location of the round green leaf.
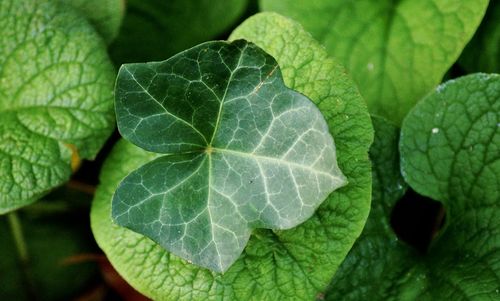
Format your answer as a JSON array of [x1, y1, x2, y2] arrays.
[[261, 0, 489, 124], [400, 73, 500, 206], [328, 73, 500, 300], [110, 0, 248, 64], [0, 0, 116, 213], [92, 13, 373, 300], [114, 40, 347, 272]]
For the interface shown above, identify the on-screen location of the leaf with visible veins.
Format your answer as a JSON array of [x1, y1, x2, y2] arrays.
[[261, 0, 489, 124], [112, 40, 347, 273], [92, 13, 373, 300], [0, 0, 115, 213]]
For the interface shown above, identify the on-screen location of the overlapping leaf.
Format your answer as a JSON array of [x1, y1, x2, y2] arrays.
[[327, 73, 500, 300], [261, 0, 489, 124], [459, 0, 500, 73], [60, 0, 125, 44], [93, 13, 373, 300], [0, 0, 115, 213]]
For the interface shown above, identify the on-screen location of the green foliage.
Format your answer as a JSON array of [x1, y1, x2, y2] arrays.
[[400, 73, 499, 210], [112, 39, 346, 272], [60, 0, 125, 44], [0, 0, 115, 213], [0, 207, 99, 301], [92, 13, 373, 300], [459, 0, 500, 73], [0, 0, 497, 299], [261, 0, 489, 124], [327, 73, 500, 300], [109, 0, 248, 64]]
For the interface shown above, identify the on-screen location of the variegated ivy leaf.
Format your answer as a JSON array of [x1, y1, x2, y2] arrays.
[[112, 40, 347, 272]]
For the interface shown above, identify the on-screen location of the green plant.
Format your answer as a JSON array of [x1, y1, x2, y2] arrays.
[[1, 0, 498, 300]]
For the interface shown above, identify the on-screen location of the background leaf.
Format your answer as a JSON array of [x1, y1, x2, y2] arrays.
[[109, 0, 248, 64], [459, 0, 500, 73], [327, 73, 500, 300], [0, 0, 116, 213], [59, 0, 125, 44], [92, 13, 373, 300], [261, 0, 489, 124], [0, 199, 99, 301]]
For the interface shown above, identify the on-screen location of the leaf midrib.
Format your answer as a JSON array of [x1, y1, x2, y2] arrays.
[[124, 67, 209, 144]]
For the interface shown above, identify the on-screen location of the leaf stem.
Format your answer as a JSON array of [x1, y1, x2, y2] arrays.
[[8, 212, 29, 262], [7, 212, 37, 300]]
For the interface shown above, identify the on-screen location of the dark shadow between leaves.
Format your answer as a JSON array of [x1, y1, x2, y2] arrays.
[[390, 188, 446, 254]]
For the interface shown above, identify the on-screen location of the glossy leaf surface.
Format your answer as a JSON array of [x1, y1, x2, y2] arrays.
[[93, 13, 373, 300], [113, 40, 346, 272]]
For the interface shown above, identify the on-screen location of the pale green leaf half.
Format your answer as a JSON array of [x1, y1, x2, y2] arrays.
[[59, 0, 125, 44], [261, 0, 489, 124], [92, 12, 373, 300], [0, 0, 116, 213], [327, 73, 500, 300], [113, 40, 347, 272], [110, 0, 248, 64]]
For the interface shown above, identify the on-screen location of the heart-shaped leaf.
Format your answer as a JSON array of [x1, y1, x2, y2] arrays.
[[113, 40, 347, 272], [0, 0, 116, 213], [92, 12, 373, 300], [327, 73, 500, 300], [261, 0, 489, 124]]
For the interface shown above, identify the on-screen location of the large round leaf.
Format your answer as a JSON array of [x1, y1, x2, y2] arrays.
[[261, 0, 489, 124], [92, 13, 373, 300], [0, 0, 116, 213]]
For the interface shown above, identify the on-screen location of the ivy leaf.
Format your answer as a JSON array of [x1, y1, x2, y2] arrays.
[[59, 0, 125, 44], [0, 0, 116, 213], [327, 73, 500, 300], [110, 0, 248, 64], [113, 40, 347, 273], [92, 12, 372, 300], [261, 0, 489, 124], [459, 1, 500, 73]]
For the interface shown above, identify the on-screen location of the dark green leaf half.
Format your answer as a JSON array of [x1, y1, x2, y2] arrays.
[[459, 1, 500, 73], [261, 0, 489, 124], [92, 13, 373, 300], [0, 0, 116, 213], [327, 73, 500, 300], [110, 0, 248, 64], [113, 40, 347, 272], [0, 208, 99, 301]]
